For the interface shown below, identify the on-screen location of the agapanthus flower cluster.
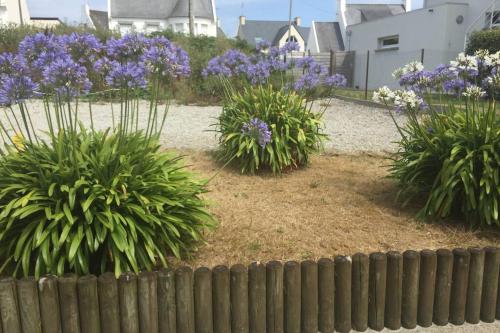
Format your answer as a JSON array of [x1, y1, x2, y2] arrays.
[[202, 49, 250, 77], [106, 61, 147, 89], [0, 75, 39, 106], [325, 74, 348, 87], [373, 86, 426, 112], [0, 32, 190, 106], [241, 118, 272, 148], [141, 37, 190, 78], [462, 85, 486, 99]]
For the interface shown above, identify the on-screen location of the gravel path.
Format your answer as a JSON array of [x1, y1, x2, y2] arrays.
[[12, 98, 406, 154]]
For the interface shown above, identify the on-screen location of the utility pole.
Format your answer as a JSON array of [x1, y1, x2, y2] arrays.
[[189, 0, 195, 36], [287, 0, 293, 41], [18, 0, 24, 26]]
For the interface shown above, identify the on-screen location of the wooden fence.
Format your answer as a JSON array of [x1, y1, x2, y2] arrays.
[[288, 51, 355, 88], [0, 247, 499, 333]]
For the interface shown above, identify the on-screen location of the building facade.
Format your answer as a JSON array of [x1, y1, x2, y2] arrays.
[[0, 0, 30, 25], [338, 0, 500, 89], [93, 0, 218, 36]]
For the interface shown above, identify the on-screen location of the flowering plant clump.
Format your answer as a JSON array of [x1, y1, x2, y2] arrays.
[[204, 41, 346, 173], [216, 85, 327, 174], [375, 50, 499, 227], [0, 33, 215, 278]]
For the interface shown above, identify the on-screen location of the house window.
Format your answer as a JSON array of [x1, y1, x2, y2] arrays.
[[175, 23, 184, 33], [485, 11, 500, 27], [145, 23, 160, 33], [378, 35, 399, 49], [118, 23, 133, 35], [200, 24, 208, 35], [286, 36, 298, 43]]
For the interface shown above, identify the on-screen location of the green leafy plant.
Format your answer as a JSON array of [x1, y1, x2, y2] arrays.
[[390, 102, 499, 226], [466, 28, 500, 55], [0, 130, 215, 277], [216, 85, 327, 174]]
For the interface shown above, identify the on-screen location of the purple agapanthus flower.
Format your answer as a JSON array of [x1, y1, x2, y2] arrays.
[[105, 61, 147, 89], [42, 56, 92, 96], [106, 34, 149, 63], [241, 118, 272, 148], [255, 40, 271, 51], [0, 52, 29, 76], [142, 41, 191, 78], [443, 78, 467, 96], [325, 74, 347, 88], [60, 33, 103, 65], [279, 41, 300, 54], [246, 61, 271, 84], [18, 33, 67, 74], [0, 75, 39, 106], [202, 49, 250, 77], [294, 73, 321, 91]]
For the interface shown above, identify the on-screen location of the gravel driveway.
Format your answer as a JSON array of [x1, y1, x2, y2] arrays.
[[14, 98, 405, 154]]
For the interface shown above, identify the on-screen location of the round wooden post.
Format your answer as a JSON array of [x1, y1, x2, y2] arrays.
[[401, 250, 419, 329], [449, 248, 470, 325], [118, 272, 139, 333], [175, 266, 195, 333], [385, 251, 402, 330], [138, 272, 158, 333], [480, 247, 499, 323], [158, 269, 176, 333], [351, 253, 369, 332], [266, 261, 284, 333], [0, 277, 21, 333], [194, 267, 213, 333], [283, 261, 300, 333], [38, 275, 62, 333], [231, 264, 249, 333], [58, 274, 81, 333], [417, 249, 437, 327], [17, 277, 42, 333], [368, 252, 386, 331], [301, 260, 318, 333], [318, 258, 335, 333], [334, 255, 351, 333], [213, 265, 230, 333], [97, 272, 120, 333], [77, 275, 101, 333], [433, 249, 453, 326], [466, 247, 484, 324], [248, 262, 266, 333]]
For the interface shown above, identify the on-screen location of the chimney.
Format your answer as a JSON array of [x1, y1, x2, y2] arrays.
[[294, 16, 301, 26], [239, 16, 246, 26]]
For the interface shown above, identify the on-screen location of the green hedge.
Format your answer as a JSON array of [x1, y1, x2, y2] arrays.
[[466, 28, 500, 54]]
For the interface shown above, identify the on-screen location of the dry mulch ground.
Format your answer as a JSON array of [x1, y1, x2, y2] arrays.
[[177, 151, 499, 268]]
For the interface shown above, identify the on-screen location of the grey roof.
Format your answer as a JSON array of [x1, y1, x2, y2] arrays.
[[345, 4, 405, 26], [89, 9, 109, 30], [110, 0, 214, 20], [313, 22, 344, 52], [237, 20, 310, 47]]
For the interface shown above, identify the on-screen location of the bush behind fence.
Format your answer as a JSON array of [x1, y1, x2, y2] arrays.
[[0, 247, 499, 332]]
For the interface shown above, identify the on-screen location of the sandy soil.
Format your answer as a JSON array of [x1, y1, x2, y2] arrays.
[[175, 151, 499, 268]]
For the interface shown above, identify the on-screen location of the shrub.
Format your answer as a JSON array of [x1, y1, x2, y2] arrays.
[[375, 51, 500, 227], [0, 131, 215, 277], [216, 85, 327, 174], [466, 28, 500, 55]]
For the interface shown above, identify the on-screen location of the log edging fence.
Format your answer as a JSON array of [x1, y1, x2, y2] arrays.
[[0, 247, 499, 333]]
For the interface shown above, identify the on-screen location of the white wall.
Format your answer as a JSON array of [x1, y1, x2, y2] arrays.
[[109, 17, 217, 37], [306, 22, 320, 53], [348, 3, 468, 89], [0, 0, 30, 25]]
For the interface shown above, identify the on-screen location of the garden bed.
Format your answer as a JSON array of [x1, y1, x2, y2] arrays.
[[177, 151, 500, 267]]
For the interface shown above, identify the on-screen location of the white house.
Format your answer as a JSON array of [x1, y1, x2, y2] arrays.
[[88, 0, 219, 37], [0, 0, 30, 25], [237, 16, 310, 52], [337, 0, 500, 89]]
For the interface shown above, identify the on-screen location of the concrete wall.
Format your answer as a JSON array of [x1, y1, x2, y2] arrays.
[[348, 3, 468, 89]]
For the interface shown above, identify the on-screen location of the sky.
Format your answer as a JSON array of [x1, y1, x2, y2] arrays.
[[27, 0, 424, 37]]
